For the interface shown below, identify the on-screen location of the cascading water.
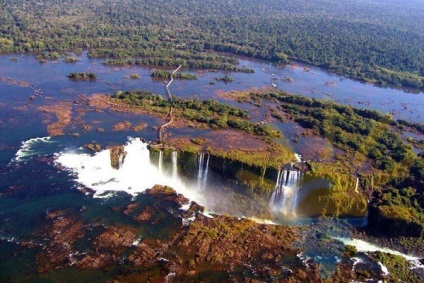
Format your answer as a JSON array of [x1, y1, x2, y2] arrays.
[[158, 150, 163, 174], [197, 152, 204, 189], [197, 152, 210, 190], [56, 138, 202, 202], [202, 154, 210, 188], [270, 167, 303, 215], [355, 177, 359, 193], [172, 151, 178, 180]]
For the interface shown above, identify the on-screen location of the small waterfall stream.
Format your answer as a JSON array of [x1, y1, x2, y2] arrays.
[[270, 167, 303, 215], [197, 152, 210, 189], [355, 177, 359, 193], [158, 151, 163, 174], [172, 151, 178, 180]]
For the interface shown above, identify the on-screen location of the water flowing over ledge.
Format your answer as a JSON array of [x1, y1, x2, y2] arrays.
[[12, 136, 52, 163], [270, 164, 303, 216], [334, 237, 422, 263], [55, 137, 204, 203]]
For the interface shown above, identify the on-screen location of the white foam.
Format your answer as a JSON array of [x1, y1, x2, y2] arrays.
[[179, 202, 191, 211], [56, 138, 204, 204], [13, 136, 52, 162], [351, 257, 362, 271], [410, 259, 424, 269], [247, 217, 277, 225], [334, 237, 419, 261], [132, 236, 142, 246], [294, 153, 302, 163], [378, 262, 389, 276], [201, 211, 214, 218], [182, 213, 196, 226]]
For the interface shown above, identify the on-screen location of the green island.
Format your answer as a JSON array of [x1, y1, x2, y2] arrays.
[[215, 75, 234, 83], [63, 56, 80, 63], [151, 69, 197, 80], [67, 72, 97, 80]]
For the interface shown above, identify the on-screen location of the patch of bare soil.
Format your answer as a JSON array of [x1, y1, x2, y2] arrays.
[[168, 128, 267, 153], [205, 129, 266, 151], [112, 121, 132, 131], [216, 86, 273, 100], [89, 94, 155, 116]]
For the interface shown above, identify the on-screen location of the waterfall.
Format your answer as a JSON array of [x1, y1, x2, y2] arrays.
[[158, 151, 163, 174], [197, 152, 210, 189], [56, 138, 203, 202], [197, 152, 204, 189], [202, 153, 210, 189], [172, 151, 178, 180], [355, 177, 359, 193], [270, 168, 303, 215]]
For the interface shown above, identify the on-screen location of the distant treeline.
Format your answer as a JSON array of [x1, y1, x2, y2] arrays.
[[0, 0, 423, 89]]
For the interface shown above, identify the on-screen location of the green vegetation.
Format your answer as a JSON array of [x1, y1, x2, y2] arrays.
[[100, 53, 254, 73], [227, 90, 424, 227], [344, 245, 357, 257], [230, 91, 416, 171], [1, 0, 423, 89], [35, 51, 60, 62], [396, 119, 424, 135], [215, 75, 234, 83], [63, 56, 79, 63], [369, 252, 421, 283], [151, 69, 197, 80], [67, 72, 97, 80], [112, 90, 281, 139]]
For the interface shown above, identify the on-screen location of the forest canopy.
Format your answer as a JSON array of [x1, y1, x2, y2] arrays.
[[1, 0, 423, 89]]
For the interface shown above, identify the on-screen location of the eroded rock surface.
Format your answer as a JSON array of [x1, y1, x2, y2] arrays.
[[15, 185, 417, 282]]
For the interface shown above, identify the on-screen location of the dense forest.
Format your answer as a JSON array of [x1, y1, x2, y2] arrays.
[[0, 0, 423, 89]]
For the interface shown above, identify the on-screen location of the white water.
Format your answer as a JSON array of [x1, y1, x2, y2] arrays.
[[158, 150, 163, 174], [270, 168, 303, 215], [355, 177, 359, 193], [197, 152, 204, 189], [197, 152, 210, 190], [334, 237, 420, 261], [377, 262, 390, 276], [294, 153, 302, 163], [56, 138, 203, 203], [202, 153, 210, 189], [12, 136, 52, 163], [172, 151, 178, 180]]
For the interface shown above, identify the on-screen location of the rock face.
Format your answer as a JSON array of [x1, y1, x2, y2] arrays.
[[82, 143, 101, 152], [17, 185, 418, 282], [109, 145, 127, 169]]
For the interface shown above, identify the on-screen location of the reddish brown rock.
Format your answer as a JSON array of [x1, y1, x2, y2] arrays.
[[38, 102, 73, 136], [112, 121, 132, 131], [109, 145, 127, 169], [133, 206, 154, 222]]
